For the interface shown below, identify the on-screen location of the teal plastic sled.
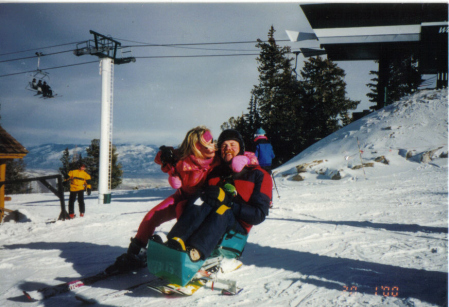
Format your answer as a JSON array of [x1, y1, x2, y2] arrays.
[[147, 241, 204, 287], [213, 230, 248, 259], [147, 231, 248, 286]]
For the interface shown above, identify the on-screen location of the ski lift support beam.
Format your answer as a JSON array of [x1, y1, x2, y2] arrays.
[[73, 30, 135, 205], [90, 30, 120, 60], [73, 31, 136, 64]]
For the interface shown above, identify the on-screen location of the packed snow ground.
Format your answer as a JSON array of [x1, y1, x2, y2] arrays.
[[1, 89, 448, 306]]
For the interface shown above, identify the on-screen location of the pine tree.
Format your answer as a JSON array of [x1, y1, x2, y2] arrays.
[[251, 26, 303, 165], [84, 139, 122, 190], [366, 68, 379, 106], [59, 148, 71, 191], [224, 26, 358, 166], [222, 95, 262, 152], [366, 55, 422, 108], [110, 145, 123, 189], [221, 117, 237, 131], [5, 159, 29, 194], [299, 56, 359, 149], [247, 95, 261, 131], [59, 148, 70, 190], [85, 140, 100, 190]]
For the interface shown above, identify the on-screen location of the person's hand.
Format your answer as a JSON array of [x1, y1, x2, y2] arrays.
[[200, 186, 233, 208], [87, 188, 91, 196], [168, 174, 182, 189], [231, 155, 250, 173]]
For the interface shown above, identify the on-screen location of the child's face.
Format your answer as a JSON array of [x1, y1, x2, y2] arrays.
[[196, 131, 215, 159], [197, 141, 215, 159]]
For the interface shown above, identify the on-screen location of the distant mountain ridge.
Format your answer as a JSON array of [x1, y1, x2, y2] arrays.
[[23, 143, 163, 179]]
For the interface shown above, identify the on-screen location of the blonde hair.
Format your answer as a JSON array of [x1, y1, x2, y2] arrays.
[[178, 126, 216, 159]]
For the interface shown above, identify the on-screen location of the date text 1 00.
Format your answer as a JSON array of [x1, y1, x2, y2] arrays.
[[343, 285, 399, 297]]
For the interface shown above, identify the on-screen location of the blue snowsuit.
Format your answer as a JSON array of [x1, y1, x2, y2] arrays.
[[167, 163, 272, 260], [254, 136, 275, 171]]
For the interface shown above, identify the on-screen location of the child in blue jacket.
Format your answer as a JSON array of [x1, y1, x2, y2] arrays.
[[254, 128, 275, 174]]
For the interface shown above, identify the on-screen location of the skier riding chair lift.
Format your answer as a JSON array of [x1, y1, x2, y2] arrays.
[[25, 52, 56, 98]]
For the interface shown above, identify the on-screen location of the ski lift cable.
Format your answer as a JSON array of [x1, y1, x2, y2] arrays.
[[134, 53, 261, 59], [151, 45, 262, 52], [0, 39, 294, 65], [0, 48, 302, 78], [117, 38, 292, 54], [118, 39, 295, 53], [0, 61, 99, 78], [0, 41, 87, 57], [118, 38, 291, 48], [132, 50, 302, 58], [0, 49, 76, 64]]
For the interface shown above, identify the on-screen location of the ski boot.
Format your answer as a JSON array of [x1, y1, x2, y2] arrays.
[[105, 237, 147, 274], [165, 237, 203, 262]]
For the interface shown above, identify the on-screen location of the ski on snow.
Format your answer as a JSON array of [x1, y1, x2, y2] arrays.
[[73, 258, 242, 303], [23, 270, 122, 301], [74, 275, 242, 304], [74, 279, 158, 304], [23, 256, 243, 301]]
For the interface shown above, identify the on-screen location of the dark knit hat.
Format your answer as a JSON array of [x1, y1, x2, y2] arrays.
[[217, 129, 245, 155]]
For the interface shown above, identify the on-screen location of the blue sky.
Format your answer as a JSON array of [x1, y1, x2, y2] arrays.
[[0, 2, 377, 148]]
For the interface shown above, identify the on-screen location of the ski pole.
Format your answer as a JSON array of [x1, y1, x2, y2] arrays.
[[271, 172, 280, 199], [356, 137, 367, 180]]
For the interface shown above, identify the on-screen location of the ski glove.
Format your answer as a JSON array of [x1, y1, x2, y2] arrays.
[[159, 146, 177, 167], [168, 174, 182, 189], [200, 186, 233, 208], [87, 188, 91, 196]]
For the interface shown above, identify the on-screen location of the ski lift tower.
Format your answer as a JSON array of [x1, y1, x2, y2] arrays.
[[75, 30, 135, 204]]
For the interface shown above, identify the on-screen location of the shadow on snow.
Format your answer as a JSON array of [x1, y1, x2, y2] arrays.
[[243, 242, 447, 306], [5, 239, 447, 306], [268, 217, 448, 234], [5, 241, 162, 306]]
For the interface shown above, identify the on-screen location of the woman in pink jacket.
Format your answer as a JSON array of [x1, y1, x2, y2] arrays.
[[107, 126, 256, 273]]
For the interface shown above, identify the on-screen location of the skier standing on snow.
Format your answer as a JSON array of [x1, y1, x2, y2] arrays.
[[165, 129, 272, 262], [106, 126, 258, 273], [253, 127, 275, 174], [65, 163, 91, 218]]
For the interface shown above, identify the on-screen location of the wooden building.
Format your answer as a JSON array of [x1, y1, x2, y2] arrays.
[[0, 125, 28, 222]]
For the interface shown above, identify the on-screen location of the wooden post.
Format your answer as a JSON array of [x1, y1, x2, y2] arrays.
[[57, 175, 70, 220], [0, 175, 69, 221]]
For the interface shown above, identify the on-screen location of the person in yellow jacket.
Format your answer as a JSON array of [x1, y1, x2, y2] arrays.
[[66, 163, 91, 218]]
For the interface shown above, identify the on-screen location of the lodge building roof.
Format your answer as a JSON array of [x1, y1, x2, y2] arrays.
[[0, 125, 28, 160]]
